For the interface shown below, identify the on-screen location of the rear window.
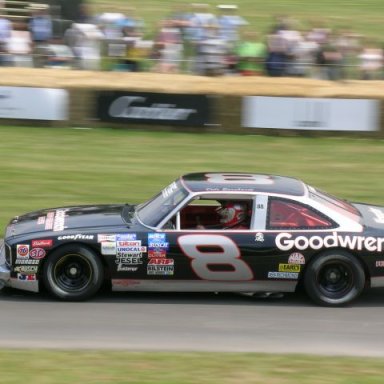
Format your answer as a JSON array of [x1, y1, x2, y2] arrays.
[[268, 198, 335, 230], [308, 186, 361, 222]]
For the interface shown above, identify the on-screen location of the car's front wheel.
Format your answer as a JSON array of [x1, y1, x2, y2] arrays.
[[43, 245, 104, 301], [304, 251, 365, 307]]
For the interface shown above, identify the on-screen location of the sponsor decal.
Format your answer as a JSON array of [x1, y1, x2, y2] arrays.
[[148, 233, 166, 242], [101, 242, 117, 255], [376, 261, 384, 267], [276, 232, 384, 252], [97, 92, 212, 127], [147, 265, 174, 275], [148, 242, 169, 249], [98, 234, 116, 242], [17, 273, 37, 281], [16, 245, 29, 258], [53, 209, 66, 232], [112, 279, 140, 286], [37, 216, 46, 225], [148, 249, 167, 258], [14, 266, 38, 274], [116, 256, 143, 265], [117, 265, 139, 272], [45, 211, 55, 230], [268, 271, 299, 279], [57, 234, 94, 241], [31, 239, 53, 248], [15, 259, 39, 265], [162, 182, 178, 198], [370, 208, 384, 224], [117, 241, 141, 247], [108, 96, 196, 121], [255, 232, 264, 242], [148, 258, 174, 265], [29, 248, 46, 260], [288, 252, 305, 265], [116, 234, 137, 241], [117, 246, 146, 253], [279, 264, 300, 272]]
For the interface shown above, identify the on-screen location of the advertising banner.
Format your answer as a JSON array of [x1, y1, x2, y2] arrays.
[[0, 87, 68, 120], [242, 96, 380, 131], [97, 91, 212, 126]]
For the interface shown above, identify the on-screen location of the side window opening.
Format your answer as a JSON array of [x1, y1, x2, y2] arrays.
[[268, 198, 335, 230], [166, 198, 254, 230]]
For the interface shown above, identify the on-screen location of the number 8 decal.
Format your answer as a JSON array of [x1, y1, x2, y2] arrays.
[[178, 234, 253, 281], [205, 173, 273, 185]]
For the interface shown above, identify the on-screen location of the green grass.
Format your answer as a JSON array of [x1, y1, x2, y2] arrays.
[[90, 0, 384, 41], [1, 125, 384, 229], [1, 350, 384, 383]]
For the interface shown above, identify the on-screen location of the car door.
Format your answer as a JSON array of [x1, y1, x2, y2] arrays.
[[155, 194, 291, 292]]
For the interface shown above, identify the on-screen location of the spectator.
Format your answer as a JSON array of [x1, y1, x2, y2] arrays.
[[28, 4, 53, 68], [358, 39, 383, 80], [7, 22, 32, 67], [265, 32, 287, 76], [0, 15, 12, 66], [235, 31, 266, 76], [195, 21, 228, 76], [151, 19, 183, 73], [217, 4, 247, 47], [29, 5, 53, 44], [44, 38, 74, 68], [287, 29, 318, 77], [64, 23, 103, 70], [315, 32, 344, 80]]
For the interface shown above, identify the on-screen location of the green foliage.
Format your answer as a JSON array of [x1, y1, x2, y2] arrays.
[[1, 126, 383, 229]]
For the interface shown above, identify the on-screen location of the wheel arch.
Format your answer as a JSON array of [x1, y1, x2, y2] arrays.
[[38, 242, 110, 290], [297, 247, 370, 291]]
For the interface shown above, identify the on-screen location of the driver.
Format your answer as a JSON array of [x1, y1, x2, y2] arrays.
[[196, 201, 250, 230], [216, 201, 249, 229]]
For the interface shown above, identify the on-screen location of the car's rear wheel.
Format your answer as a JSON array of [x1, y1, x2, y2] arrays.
[[43, 245, 103, 301], [304, 251, 365, 307]]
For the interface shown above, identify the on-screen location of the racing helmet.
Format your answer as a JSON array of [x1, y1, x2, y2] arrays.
[[217, 202, 247, 227]]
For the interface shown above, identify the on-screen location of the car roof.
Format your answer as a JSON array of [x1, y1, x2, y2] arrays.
[[180, 173, 306, 196]]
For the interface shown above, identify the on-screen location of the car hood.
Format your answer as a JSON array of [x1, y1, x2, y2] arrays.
[[353, 203, 384, 230], [5, 204, 135, 238]]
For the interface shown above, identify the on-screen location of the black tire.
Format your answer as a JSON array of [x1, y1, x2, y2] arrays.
[[43, 244, 104, 301], [304, 251, 365, 307]]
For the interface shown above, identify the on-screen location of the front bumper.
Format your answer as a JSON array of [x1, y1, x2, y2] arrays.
[[0, 263, 10, 289]]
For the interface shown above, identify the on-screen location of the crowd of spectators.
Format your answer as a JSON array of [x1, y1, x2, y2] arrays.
[[0, 2, 383, 80]]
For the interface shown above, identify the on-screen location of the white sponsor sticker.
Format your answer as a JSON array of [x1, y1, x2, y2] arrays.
[[268, 272, 298, 279], [276, 232, 384, 252], [288, 252, 305, 265], [101, 242, 117, 255], [16, 244, 29, 258]]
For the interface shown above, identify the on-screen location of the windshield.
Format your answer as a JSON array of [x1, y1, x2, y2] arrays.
[[136, 180, 189, 227], [308, 186, 361, 222]]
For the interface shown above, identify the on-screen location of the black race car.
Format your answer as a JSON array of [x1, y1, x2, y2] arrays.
[[1, 172, 384, 306]]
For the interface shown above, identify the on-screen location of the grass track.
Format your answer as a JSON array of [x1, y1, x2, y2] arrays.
[[0, 125, 383, 229], [1, 350, 384, 383]]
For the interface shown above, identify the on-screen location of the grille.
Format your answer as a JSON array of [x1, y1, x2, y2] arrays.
[[0, 241, 4, 264], [5, 243, 11, 266]]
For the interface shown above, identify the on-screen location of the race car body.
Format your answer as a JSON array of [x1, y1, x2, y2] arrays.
[[1, 172, 384, 306]]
